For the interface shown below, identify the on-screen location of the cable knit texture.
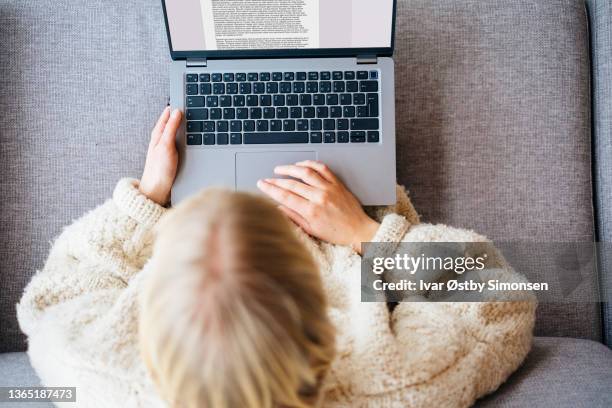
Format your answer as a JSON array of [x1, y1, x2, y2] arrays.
[[17, 180, 536, 408]]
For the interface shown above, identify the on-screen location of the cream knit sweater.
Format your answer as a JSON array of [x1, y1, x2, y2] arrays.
[[17, 179, 536, 408]]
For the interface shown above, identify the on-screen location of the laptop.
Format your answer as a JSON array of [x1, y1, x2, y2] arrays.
[[162, 0, 397, 205]]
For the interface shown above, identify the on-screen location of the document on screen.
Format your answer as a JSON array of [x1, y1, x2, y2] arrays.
[[200, 0, 319, 49]]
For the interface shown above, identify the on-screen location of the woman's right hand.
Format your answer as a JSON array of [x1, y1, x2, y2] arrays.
[[257, 160, 380, 254], [139, 107, 182, 206]]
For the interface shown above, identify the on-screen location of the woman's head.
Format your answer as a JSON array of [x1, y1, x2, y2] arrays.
[[139, 189, 335, 408]]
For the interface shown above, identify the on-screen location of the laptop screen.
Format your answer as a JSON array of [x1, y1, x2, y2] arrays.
[[164, 0, 394, 52]]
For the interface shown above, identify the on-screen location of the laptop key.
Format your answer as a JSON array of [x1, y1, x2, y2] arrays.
[[287, 95, 299, 106], [326, 94, 339, 105], [217, 133, 229, 145], [230, 133, 242, 144], [367, 93, 379, 116], [360, 81, 378, 92], [203, 133, 215, 145], [263, 107, 275, 118], [250, 108, 262, 119], [276, 107, 289, 118], [186, 133, 202, 145], [333, 81, 345, 93], [293, 82, 305, 93], [239, 83, 252, 94], [303, 107, 315, 118], [260, 72, 270, 81], [337, 131, 349, 143], [346, 81, 358, 92], [323, 119, 335, 130], [186, 74, 198, 82], [187, 96, 205, 107], [337, 119, 349, 130], [187, 109, 208, 120], [290, 107, 302, 118], [202, 121, 215, 132], [310, 119, 322, 130], [237, 108, 249, 119], [350, 131, 366, 143], [283, 120, 296, 131], [332, 71, 343, 80], [230, 121, 242, 132], [308, 72, 319, 80], [297, 72, 307, 81], [324, 131, 336, 143], [280, 82, 292, 93], [210, 108, 222, 120], [246, 95, 258, 106], [354, 93, 366, 104], [343, 106, 356, 118], [306, 81, 318, 93], [187, 121, 202, 132], [320, 71, 331, 80], [357, 71, 368, 79], [319, 81, 332, 93], [266, 82, 278, 93], [200, 83, 212, 95], [186, 84, 198, 95], [300, 94, 312, 105], [244, 132, 309, 144], [212, 73, 222, 82], [260, 95, 272, 106], [357, 106, 369, 117], [236, 73, 247, 82], [313, 94, 325, 105], [272, 72, 283, 81], [284, 72, 295, 81], [217, 121, 228, 132], [367, 131, 380, 143], [223, 108, 235, 119], [243, 120, 255, 131], [316, 107, 329, 118], [248, 73, 259, 81], [257, 120, 269, 131], [350, 118, 378, 130], [213, 83, 225, 94], [223, 73, 234, 82], [226, 83, 238, 94], [344, 71, 355, 80], [199, 73, 211, 82], [273, 95, 285, 106], [340, 93, 352, 105], [220, 96, 232, 107], [330, 106, 342, 118], [270, 120, 282, 131], [310, 132, 322, 143], [253, 83, 265, 94], [233, 95, 246, 106], [297, 119, 309, 131]]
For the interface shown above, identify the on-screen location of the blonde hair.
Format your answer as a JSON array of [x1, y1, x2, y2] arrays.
[[139, 189, 335, 408]]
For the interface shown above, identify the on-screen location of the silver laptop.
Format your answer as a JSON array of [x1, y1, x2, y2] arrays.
[[163, 0, 397, 205]]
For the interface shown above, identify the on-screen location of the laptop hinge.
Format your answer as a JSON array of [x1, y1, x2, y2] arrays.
[[356, 54, 378, 64], [186, 58, 207, 68]]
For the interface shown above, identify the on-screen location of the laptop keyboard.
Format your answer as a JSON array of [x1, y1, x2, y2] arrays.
[[184, 70, 380, 146]]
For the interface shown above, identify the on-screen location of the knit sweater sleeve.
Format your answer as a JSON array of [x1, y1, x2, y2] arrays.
[[339, 216, 537, 406], [17, 178, 166, 335]]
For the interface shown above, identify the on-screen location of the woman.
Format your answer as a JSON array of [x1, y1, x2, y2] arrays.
[[17, 107, 536, 407]]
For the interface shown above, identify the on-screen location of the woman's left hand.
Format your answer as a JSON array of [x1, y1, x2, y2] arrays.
[[257, 160, 380, 254]]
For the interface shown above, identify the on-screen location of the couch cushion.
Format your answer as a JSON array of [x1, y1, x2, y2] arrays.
[[2, 338, 610, 407], [0, 0, 600, 351], [476, 337, 612, 407], [587, 0, 612, 347], [394, 0, 599, 340]]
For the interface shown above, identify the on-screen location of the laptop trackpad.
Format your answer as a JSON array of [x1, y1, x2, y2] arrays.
[[235, 151, 317, 193]]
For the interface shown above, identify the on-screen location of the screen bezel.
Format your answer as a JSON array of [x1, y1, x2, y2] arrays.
[[161, 0, 397, 60]]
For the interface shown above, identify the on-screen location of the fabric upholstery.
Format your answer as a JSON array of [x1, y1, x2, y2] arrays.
[[0, 0, 600, 351], [0, 352, 50, 408], [476, 337, 612, 407], [587, 0, 612, 347], [394, 0, 599, 340], [2, 337, 610, 407]]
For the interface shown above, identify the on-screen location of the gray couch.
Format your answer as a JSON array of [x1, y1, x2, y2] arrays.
[[1, 0, 611, 406]]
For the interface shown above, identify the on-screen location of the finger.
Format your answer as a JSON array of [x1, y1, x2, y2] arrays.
[[278, 205, 312, 234], [273, 164, 328, 188], [151, 107, 171, 146], [265, 178, 321, 201], [257, 179, 310, 214], [295, 160, 338, 183], [160, 109, 183, 147]]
